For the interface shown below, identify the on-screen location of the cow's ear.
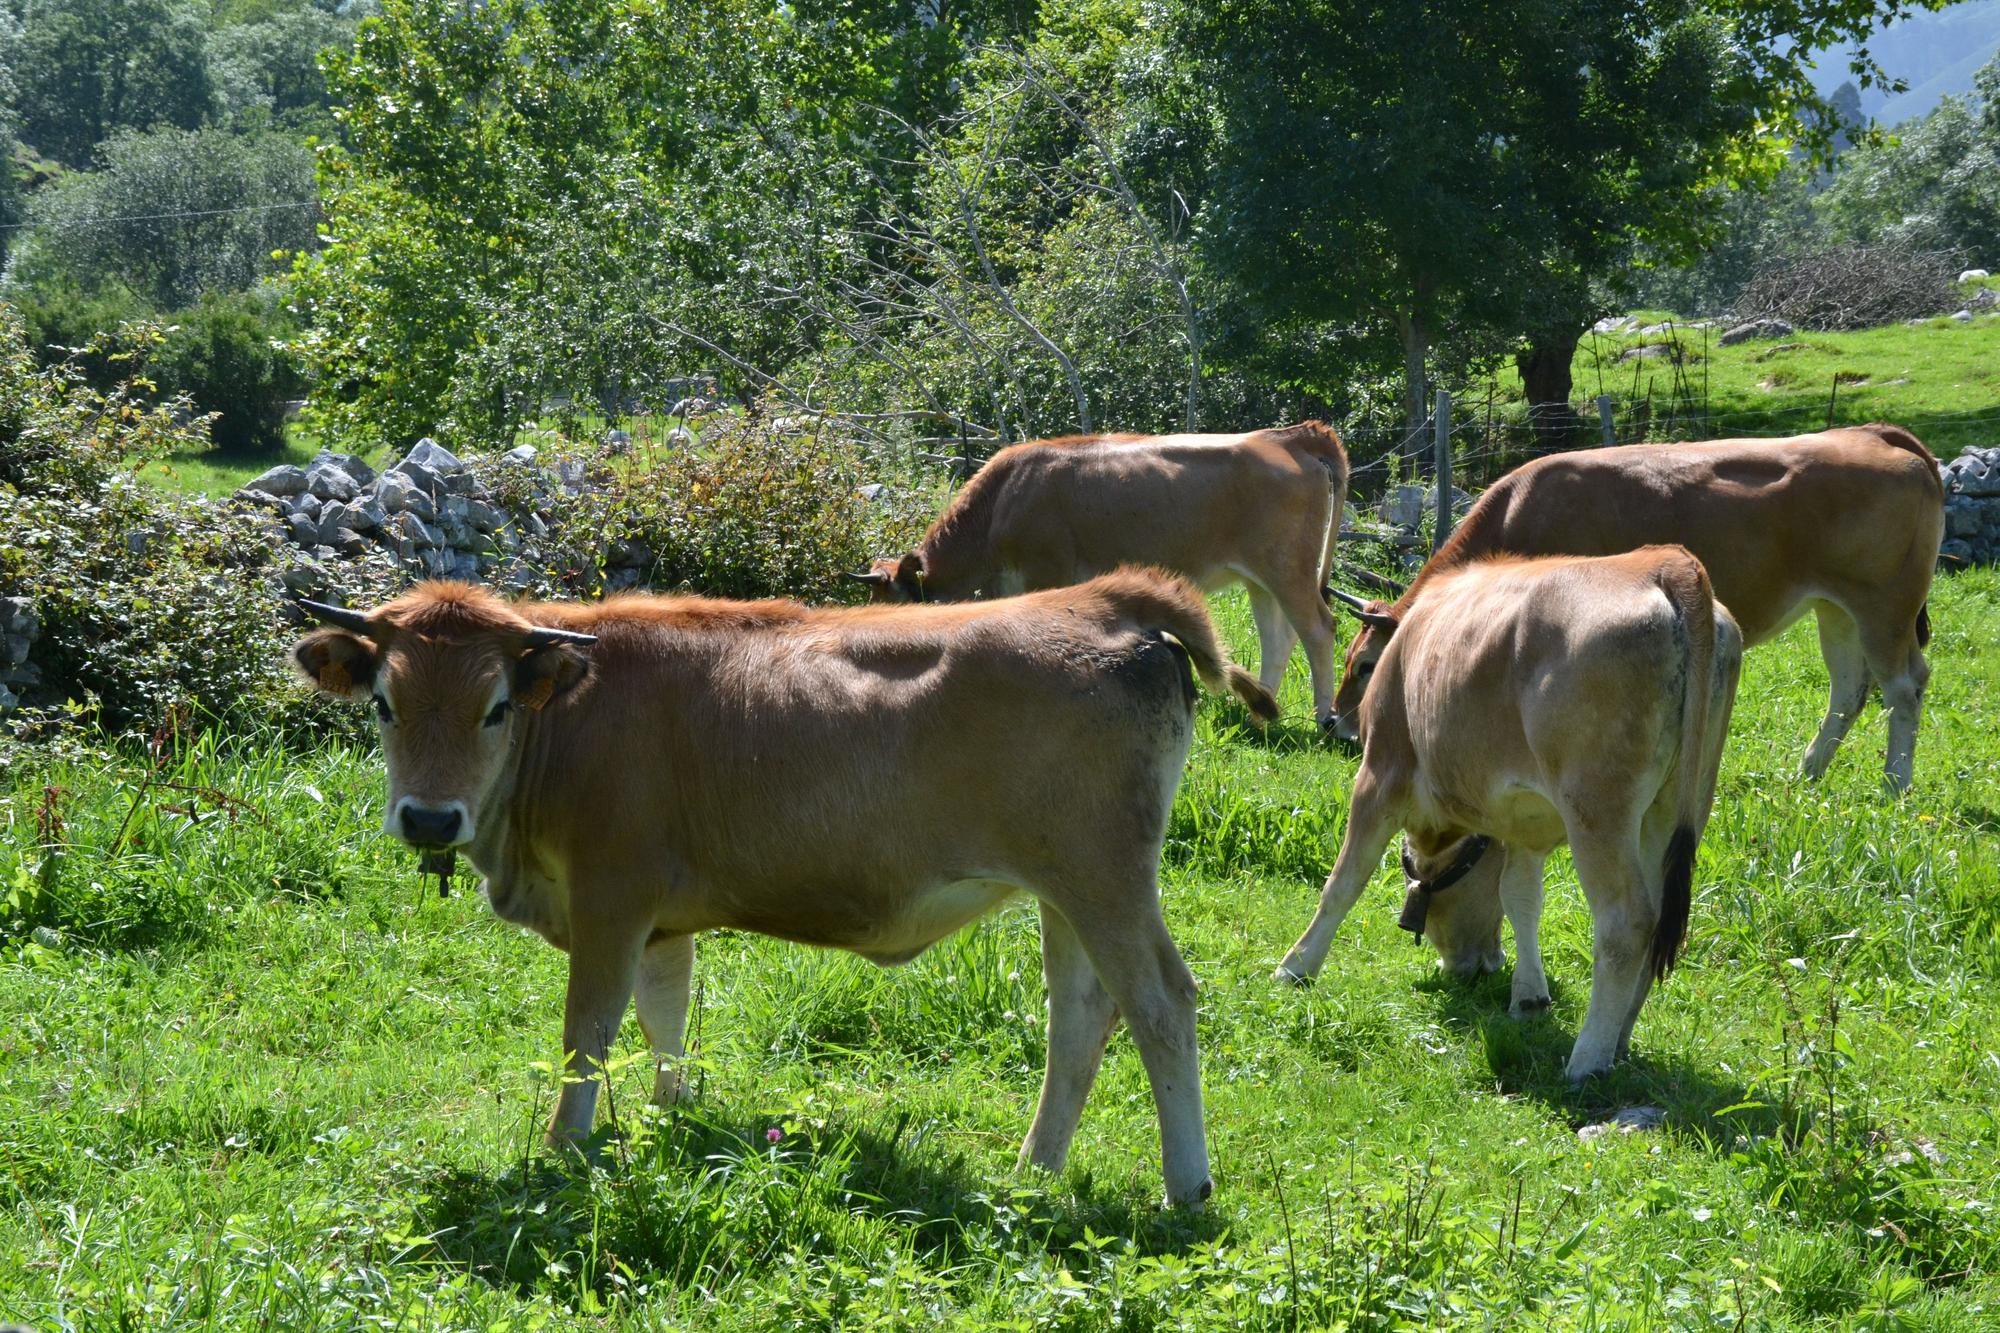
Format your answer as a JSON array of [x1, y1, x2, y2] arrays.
[[893, 552, 926, 601], [514, 643, 590, 710], [293, 629, 378, 701]]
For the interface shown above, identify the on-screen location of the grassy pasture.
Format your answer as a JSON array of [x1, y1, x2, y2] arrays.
[[2, 572, 1999, 1330], [1515, 308, 2000, 456]]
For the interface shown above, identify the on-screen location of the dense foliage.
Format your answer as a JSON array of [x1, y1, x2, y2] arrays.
[[0, 310, 303, 737], [0, 0, 351, 456]]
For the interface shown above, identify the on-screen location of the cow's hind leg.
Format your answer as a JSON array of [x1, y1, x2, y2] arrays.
[[1801, 604, 1870, 781], [1563, 831, 1657, 1081], [1498, 849, 1552, 1017], [1274, 580, 1341, 732], [1062, 883, 1211, 1206], [1019, 900, 1119, 1179], [1246, 583, 1299, 699], [1276, 773, 1399, 982], [1859, 615, 1929, 794], [635, 932, 696, 1105]]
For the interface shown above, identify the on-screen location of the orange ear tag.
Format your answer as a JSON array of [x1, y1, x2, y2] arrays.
[[318, 662, 352, 695], [519, 676, 555, 711]]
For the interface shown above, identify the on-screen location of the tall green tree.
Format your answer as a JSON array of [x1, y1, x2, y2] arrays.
[[1166, 0, 1944, 446], [8, 127, 316, 310], [293, 0, 1038, 447], [2, 0, 216, 167]]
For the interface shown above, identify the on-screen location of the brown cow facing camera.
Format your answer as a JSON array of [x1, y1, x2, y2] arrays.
[[293, 571, 1278, 1208]]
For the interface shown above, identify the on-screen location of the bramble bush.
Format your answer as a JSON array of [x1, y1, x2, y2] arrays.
[[0, 309, 317, 743]]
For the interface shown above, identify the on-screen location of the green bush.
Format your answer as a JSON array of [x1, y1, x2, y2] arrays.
[[150, 290, 306, 454], [0, 309, 328, 741], [482, 415, 936, 604]]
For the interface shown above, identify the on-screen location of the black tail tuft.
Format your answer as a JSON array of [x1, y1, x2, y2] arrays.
[[1652, 825, 1698, 981], [1916, 602, 1931, 650]]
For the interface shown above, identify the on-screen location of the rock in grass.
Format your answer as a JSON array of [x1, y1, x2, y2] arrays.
[[1577, 1105, 1666, 1141], [246, 463, 309, 497]]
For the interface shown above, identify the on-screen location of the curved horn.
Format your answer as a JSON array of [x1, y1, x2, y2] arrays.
[[1326, 587, 1400, 631], [295, 597, 373, 634], [843, 570, 892, 586], [523, 626, 599, 648]]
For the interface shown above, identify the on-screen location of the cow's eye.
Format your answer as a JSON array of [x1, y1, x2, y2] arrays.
[[373, 695, 394, 725], [482, 698, 511, 728]]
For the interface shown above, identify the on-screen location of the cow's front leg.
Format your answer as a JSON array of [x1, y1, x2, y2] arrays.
[[1275, 775, 1399, 982], [1497, 848, 1551, 1017], [548, 916, 646, 1151], [635, 932, 696, 1105]]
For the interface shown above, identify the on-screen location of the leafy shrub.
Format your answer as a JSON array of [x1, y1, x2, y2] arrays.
[[0, 309, 325, 740], [482, 415, 936, 604], [149, 290, 306, 454], [9, 284, 153, 385]]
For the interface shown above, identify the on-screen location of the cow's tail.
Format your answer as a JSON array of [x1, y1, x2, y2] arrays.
[[1917, 602, 1932, 649], [1654, 551, 1737, 981], [1108, 567, 1280, 724]]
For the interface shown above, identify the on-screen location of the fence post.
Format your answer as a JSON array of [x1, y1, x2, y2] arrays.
[[1596, 394, 1616, 447], [1433, 388, 1452, 554]]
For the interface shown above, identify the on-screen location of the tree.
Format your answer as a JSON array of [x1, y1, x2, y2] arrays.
[[208, 4, 355, 133], [2, 0, 216, 167], [1817, 63, 2000, 262], [293, 0, 1042, 448], [6, 127, 317, 310], [1165, 0, 1947, 449]]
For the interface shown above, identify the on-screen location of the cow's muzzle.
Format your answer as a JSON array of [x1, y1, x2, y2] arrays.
[[395, 799, 470, 849]]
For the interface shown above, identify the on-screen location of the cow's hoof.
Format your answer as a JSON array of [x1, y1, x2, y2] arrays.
[[1510, 995, 1552, 1019], [1564, 1059, 1612, 1084], [1272, 964, 1313, 987]]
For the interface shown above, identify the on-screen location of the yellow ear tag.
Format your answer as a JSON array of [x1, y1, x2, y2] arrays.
[[318, 662, 352, 695], [519, 675, 555, 711]]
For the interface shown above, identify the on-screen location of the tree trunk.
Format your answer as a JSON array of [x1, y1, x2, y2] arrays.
[[1395, 308, 1428, 467], [1516, 327, 1585, 446]]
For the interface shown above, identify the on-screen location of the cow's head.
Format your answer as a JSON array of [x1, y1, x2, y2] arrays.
[[1406, 837, 1505, 976], [1326, 588, 1400, 741], [846, 552, 927, 603], [291, 584, 595, 850]]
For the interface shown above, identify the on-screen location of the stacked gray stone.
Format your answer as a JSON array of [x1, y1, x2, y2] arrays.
[[0, 597, 39, 715], [234, 438, 658, 593], [1940, 446, 2000, 565]]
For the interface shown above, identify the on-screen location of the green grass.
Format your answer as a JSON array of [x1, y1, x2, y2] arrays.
[[4, 573, 2000, 1329], [1490, 304, 2000, 457], [131, 424, 371, 498]]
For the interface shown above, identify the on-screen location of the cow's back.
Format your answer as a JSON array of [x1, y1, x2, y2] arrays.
[[512, 592, 1200, 944], [1373, 553, 1696, 846], [984, 433, 1331, 586], [1441, 428, 1940, 643]]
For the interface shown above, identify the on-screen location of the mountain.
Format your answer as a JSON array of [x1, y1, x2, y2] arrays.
[[1814, 1, 2000, 125]]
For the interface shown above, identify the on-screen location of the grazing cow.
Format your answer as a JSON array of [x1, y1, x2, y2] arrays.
[[293, 572, 1279, 1207], [1327, 424, 1942, 790], [859, 422, 1350, 729], [1278, 548, 1743, 1080]]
